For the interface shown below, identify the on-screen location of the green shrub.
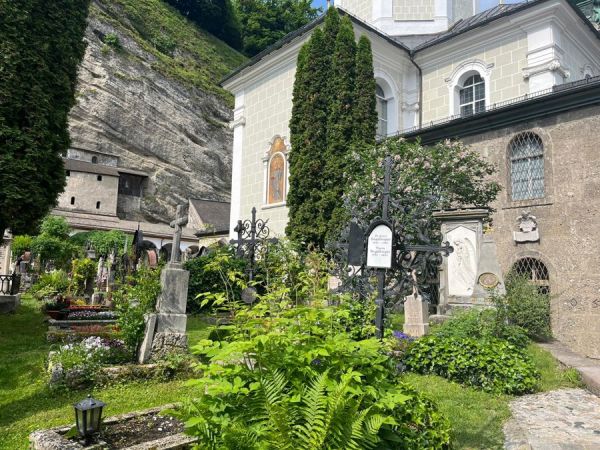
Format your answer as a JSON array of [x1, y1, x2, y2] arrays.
[[184, 247, 247, 314], [113, 267, 162, 351], [403, 336, 540, 395], [30, 270, 70, 300], [433, 308, 530, 348], [179, 305, 451, 449], [69, 258, 97, 296], [503, 276, 552, 341], [11, 235, 32, 259]]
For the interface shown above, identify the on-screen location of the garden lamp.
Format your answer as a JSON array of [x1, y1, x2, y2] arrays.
[[86, 241, 96, 260], [74, 395, 105, 444]]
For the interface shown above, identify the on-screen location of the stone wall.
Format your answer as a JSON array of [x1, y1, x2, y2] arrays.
[[57, 171, 120, 216], [392, 0, 434, 21], [336, 0, 372, 23], [461, 104, 600, 359], [418, 34, 529, 123]]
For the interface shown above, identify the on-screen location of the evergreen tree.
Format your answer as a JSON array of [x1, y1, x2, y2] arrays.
[[286, 29, 330, 245], [165, 0, 242, 49], [323, 17, 357, 242], [0, 0, 90, 236], [287, 8, 377, 248], [235, 0, 320, 56], [353, 35, 377, 147]]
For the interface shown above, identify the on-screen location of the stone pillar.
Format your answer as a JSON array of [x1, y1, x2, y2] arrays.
[[138, 262, 189, 363], [1, 230, 12, 275], [434, 209, 505, 314], [403, 294, 429, 337]]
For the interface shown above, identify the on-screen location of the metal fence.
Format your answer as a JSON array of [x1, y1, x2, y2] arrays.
[[0, 274, 21, 295]]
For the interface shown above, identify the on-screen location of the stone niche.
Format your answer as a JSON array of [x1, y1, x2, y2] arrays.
[[434, 209, 505, 313]]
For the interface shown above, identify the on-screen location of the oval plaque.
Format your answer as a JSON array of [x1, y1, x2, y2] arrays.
[[478, 272, 499, 289], [367, 224, 393, 269]]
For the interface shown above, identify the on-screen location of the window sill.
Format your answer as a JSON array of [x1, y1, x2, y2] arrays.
[[502, 200, 553, 210], [262, 202, 286, 210]]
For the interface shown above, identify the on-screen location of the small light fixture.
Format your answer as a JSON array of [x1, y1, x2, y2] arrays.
[[85, 241, 96, 260], [74, 394, 105, 444]]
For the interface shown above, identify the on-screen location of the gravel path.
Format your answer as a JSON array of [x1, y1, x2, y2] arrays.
[[504, 388, 600, 449]]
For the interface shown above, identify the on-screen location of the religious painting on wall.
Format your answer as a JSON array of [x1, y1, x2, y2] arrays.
[[266, 136, 288, 205]]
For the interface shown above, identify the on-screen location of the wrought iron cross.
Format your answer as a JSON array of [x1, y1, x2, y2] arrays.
[[230, 207, 275, 281], [170, 205, 188, 264]]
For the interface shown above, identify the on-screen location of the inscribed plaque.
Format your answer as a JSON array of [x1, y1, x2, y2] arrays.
[[367, 224, 393, 268]]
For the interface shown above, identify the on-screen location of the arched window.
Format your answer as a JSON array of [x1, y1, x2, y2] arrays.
[[91, 156, 98, 164], [376, 84, 388, 138], [459, 74, 485, 116], [509, 132, 544, 201], [264, 136, 288, 205], [510, 257, 550, 295]]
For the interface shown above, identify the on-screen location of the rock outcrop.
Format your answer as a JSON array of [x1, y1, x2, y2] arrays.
[[68, 0, 244, 224]]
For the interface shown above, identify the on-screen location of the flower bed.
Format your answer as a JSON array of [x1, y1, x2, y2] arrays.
[[67, 310, 118, 320]]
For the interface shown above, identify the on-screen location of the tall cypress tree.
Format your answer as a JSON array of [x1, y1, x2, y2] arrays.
[[0, 0, 90, 235], [323, 16, 357, 242], [287, 8, 377, 248], [353, 35, 377, 147], [286, 29, 330, 245]]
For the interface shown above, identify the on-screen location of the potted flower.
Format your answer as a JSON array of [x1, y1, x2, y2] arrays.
[[43, 295, 70, 320]]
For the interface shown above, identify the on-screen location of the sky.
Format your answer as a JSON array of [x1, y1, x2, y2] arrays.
[[312, 0, 329, 11]]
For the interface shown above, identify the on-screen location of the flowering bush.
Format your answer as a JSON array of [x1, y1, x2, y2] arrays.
[[343, 138, 501, 242], [48, 336, 131, 386], [67, 310, 118, 320]]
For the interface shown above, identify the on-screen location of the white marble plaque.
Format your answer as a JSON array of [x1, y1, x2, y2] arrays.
[[367, 224, 393, 269], [447, 226, 478, 297]]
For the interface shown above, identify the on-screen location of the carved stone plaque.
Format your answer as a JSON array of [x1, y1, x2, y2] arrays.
[[366, 224, 393, 269], [447, 226, 477, 297], [478, 272, 499, 289]]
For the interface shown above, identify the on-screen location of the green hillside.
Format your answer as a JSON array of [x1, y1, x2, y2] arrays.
[[91, 0, 247, 101]]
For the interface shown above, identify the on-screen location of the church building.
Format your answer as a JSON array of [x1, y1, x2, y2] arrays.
[[222, 0, 600, 359]]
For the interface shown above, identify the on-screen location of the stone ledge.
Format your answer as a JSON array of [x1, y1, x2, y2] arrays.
[[30, 404, 197, 450], [538, 341, 600, 396]]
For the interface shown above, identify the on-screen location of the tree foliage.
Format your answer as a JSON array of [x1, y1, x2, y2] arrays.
[[0, 0, 90, 236], [287, 8, 377, 248], [345, 138, 502, 241], [235, 0, 320, 56], [164, 0, 243, 49]]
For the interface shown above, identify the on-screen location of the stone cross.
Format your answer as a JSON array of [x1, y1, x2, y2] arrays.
[[169, 205, 188, 264]]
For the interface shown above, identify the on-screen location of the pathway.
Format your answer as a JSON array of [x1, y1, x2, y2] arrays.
[[504, 388, 600, 450], [505, 342, 600, 449]]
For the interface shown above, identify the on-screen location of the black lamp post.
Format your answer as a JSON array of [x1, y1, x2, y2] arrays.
[[74, 395, 105, 444]]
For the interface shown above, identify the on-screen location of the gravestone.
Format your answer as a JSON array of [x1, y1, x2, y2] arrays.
[[403, 294, 429, 337], [138, 205, 190, 363], [434, 209, 505, 314]]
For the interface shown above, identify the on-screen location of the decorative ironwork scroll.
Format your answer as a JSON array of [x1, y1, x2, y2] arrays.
[[328, 156, 453, 338]]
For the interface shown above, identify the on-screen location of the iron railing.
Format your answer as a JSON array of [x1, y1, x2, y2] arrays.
[[0, 274, 21, 295]]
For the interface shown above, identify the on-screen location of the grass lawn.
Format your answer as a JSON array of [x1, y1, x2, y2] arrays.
[[0, 298, 581, 449], [0, 296, 208, 449], [404, 343, 582, 449]]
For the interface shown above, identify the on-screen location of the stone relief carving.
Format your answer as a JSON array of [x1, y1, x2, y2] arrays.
[[447, 226, 478, 297], [513, 211, 540, 243]]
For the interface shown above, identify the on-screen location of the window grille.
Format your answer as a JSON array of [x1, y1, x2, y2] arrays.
[[459, 74, 485, 116], [376, 84, 388, 138], [509, 132, 544, 201], [510, 257, 550, 295]]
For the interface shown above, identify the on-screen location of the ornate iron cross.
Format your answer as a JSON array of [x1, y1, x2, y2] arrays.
[[330, 156, 453, 338], [230, 207, 276, 281]]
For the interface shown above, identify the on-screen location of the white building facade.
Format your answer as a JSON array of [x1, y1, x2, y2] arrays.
[[223, 0, 600, 238]]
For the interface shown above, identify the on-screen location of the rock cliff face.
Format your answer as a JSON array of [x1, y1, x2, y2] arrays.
[[68, 0, 245, 223]]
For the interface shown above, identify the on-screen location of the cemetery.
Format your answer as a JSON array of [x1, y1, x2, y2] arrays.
[[3, 1, 600, 449]]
